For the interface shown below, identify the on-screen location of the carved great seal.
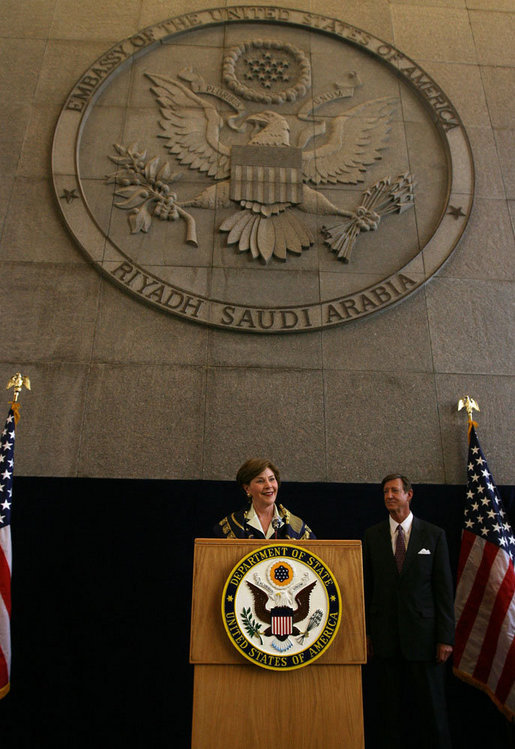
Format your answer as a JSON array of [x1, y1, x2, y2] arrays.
[[52, 6, 474, 333]]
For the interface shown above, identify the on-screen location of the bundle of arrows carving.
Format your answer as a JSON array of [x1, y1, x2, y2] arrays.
[[322, 172, 415, 263]]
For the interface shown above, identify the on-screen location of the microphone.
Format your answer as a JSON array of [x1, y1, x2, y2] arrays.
[[272, 518, 281, 539]]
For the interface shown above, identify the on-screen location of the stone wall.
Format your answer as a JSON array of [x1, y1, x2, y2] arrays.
[[1, 0, 513, 484]]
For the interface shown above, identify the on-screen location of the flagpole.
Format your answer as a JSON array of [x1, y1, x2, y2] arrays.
[[6, 373, 31, 425], [457, 395, 480, 439], [0, 372, 30, 699]]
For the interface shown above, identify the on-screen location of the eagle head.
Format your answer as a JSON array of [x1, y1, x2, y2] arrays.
[[246, 111, 290, 147]]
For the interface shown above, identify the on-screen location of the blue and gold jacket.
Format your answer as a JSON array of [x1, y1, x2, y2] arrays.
[[214, 503, 315, 540]]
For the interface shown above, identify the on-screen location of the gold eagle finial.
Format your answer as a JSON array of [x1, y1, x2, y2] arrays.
[[6, 373, 31, 402], [457, 396, 480, 419]]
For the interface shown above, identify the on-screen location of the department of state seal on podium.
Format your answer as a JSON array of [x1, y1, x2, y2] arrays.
[[222, 543, 341, 670]]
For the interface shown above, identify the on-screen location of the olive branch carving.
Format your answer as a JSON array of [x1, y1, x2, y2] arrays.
[[105, 143, 198, 245]]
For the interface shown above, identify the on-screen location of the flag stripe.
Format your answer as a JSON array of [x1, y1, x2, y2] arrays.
[[0, 532, 12, 618], [0, 588, 10, 693], [0, 651, 8, 692], [496, 634, 515, 704], [456, 528, 475, 585], [474, 563, 515, 682], [457, 554, 510, 679], [454, 540, 498, 666], [454, 532, 483, 619]]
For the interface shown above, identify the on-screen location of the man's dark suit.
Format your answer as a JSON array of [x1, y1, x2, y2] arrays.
[[363, 516, 455, 748]]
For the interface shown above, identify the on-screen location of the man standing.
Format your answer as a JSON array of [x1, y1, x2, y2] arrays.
[[363, 474, 455, 749]]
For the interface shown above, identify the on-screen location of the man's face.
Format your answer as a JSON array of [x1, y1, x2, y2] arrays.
[[383, 478, 412, 521]]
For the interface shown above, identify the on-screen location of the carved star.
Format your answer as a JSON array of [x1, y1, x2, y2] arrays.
[[60, 188, 79, 204], [448, 205, 465, 219]]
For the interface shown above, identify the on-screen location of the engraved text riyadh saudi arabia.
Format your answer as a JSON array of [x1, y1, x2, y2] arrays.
[[52, 7, 474, 333]]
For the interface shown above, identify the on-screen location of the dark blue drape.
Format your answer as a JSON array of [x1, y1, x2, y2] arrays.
[[1, 478, 514, 748]]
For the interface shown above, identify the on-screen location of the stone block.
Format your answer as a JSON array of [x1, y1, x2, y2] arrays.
[[480, 66, 515, 130], [0, 102, 33, 177], [78, 106, 127, 180], [50, 0, 141, 41], [92, 279, 208, 365], [466, 0, 514, 8], [436, 373, 515, 484], [0, 177, 82, 263], [0, 262, 100, 362], [0, 361, 90, 476], [494, 129, 515, 200], [0, 177, 15, 238], [207, 326, 323, 370], [78, 363, 206, 478], [202, 366, 326, 481], [0, 38, 46, 103], [317, 0, 395, 42], [324, 370, 445, 483], [412, 61, 490, 129], [309, 35, 399, 105], [470, 10, 515, 66], [391, 6, 477, 64], [209, 266, 320, 307], [426, 277, 515, 375], [440, 197, 515, 279], [466, 126, 506, 199], [508, 200, 515, 234], [16, 104, 62, 180], [391, 0, 465, 6], [0, 0, 55, 38], [141, 6, 227, 40], [321, 287, 434, 372], [34, 40, 115, 106]]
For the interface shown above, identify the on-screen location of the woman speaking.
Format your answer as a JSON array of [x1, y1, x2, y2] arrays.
[[214, 458, 316, 540]]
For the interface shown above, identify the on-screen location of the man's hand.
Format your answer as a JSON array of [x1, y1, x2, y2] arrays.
[[436, 643, 453, 663]]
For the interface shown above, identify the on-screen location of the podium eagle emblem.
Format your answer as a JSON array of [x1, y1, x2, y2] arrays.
[[222, 545, 341, 670]]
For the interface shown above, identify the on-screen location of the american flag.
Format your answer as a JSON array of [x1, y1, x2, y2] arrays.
[[0, 407, 16, 699], [453, 424, 515, 720]]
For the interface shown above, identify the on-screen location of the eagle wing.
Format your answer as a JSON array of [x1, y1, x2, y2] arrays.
[[292, 580, 317, 624], [302, 97, 397, 185], [145, 73, 231, 181], [246, 582, 272, 625], [6, 374, 31, 391]]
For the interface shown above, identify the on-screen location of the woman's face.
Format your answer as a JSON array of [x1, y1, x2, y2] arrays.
[[244, 468, 278, 510]]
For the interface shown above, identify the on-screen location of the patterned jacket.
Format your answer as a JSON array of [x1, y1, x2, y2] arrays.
[[214, 503, 316, 540]]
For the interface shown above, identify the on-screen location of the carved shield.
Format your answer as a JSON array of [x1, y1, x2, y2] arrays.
[[230, 145, 303, 206]]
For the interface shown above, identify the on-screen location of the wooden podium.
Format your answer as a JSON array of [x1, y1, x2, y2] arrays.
[[190, 539, 366, 748]]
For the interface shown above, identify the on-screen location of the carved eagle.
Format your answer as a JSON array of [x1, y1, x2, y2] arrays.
[[146, 73, 395, 262]]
